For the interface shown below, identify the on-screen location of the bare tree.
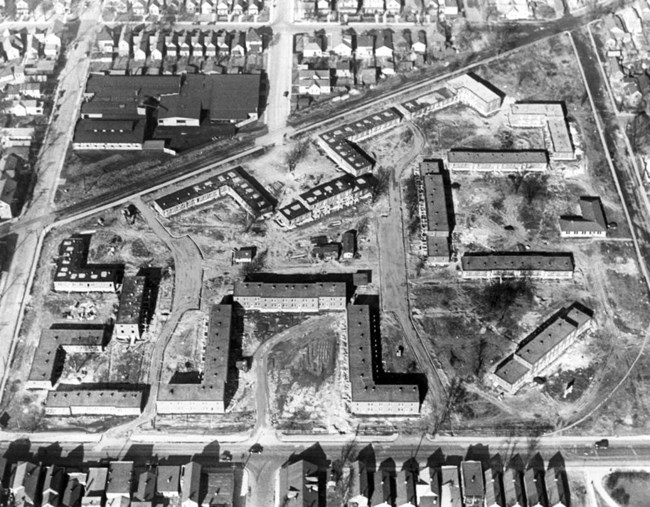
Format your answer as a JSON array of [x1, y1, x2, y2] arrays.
[[285, 141, 310, 173], [371, 166, 391, 201]]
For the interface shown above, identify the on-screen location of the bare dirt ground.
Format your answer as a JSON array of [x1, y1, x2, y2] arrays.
[[1, 205, 172, 431], [161, 310, 207, 384], [267, 314, 349, 433], [407, 35, 650, 435]]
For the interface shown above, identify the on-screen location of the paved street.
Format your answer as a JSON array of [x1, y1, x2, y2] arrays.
[[0, 433, 648, 505]]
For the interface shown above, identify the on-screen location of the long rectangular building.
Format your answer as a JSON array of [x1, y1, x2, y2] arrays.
[[44, 389, 143, 416], [492, 302, 593, 393], [157, 304, 232, 414], [399, 86, 458, 119], [347, 305, 420, 415], [275, 174, 374, 228], [233, 280, 347, 312], [152, 166, 275, 218], [112, 275, 147, 344], [448, 150, 549, 172], [460, 252, 575, 280], [416, 160, 452, 264]]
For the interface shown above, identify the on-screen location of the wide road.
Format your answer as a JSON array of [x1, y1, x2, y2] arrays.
[[263, 0, 294, 142]]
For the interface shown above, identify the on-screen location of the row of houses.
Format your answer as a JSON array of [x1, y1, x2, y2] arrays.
[[283, 455, 569, 507], [296, 0, 459, 18], [492, 302, 593, 394], [5, 459, 237, 507], [295, 28, 453, 95], [106, 0, 265, 17], [0, 27, 62, 64], [96, 25, 264, 60], [297, 28, 447, 61]]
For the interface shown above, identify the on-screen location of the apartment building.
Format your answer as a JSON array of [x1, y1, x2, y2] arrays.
[[492, 303, 593, 394], [347, 304, 420, 415], [399, 86, 458, 119], [415, 160, 452, 263], [275, 174, 374, 228], [112, 275, 147, 344], [44, 389, 143, 416], [233, 280, 347, 311], [447, 73, 503, 115], [157, 304, 232, 414], [316, 107, 403, 175], [508, 102, 575, 160], [447, 150, 549, 172], [460, 252, 575, 280], [153, 166, 275, 218], [53, 236, 123, 293], [26, 325, 106, 390]]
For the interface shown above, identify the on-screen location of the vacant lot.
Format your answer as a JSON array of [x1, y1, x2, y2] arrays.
[[162, 310, 207, 384], [267, 313, 348, 433]]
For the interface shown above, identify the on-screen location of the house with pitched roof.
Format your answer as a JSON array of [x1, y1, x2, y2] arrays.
[[180, 462, 202, 507], [298, 67, 331, 95]]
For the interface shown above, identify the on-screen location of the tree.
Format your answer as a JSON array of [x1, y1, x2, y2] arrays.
[[371, 166, 391, 201], [285, 141, 310, 173], [521, 173, 549, 204], [482, 277, 533, 322], [240, 249, 268, 277], [498, 129, 515, 149]]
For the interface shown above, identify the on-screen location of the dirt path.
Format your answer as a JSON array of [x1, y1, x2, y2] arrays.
[[376, 121, 447, 409], [249, 315, 327, 442], [104, 198, 204, 436]]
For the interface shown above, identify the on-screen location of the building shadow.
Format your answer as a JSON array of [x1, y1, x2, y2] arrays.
[[465, 444, 491, 468], [136, 267, 162, 333], [366, 300, 428, 403], [426, 448, 446, 470], [357, 444, 376, 472], [3, 438, 32, 461]]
